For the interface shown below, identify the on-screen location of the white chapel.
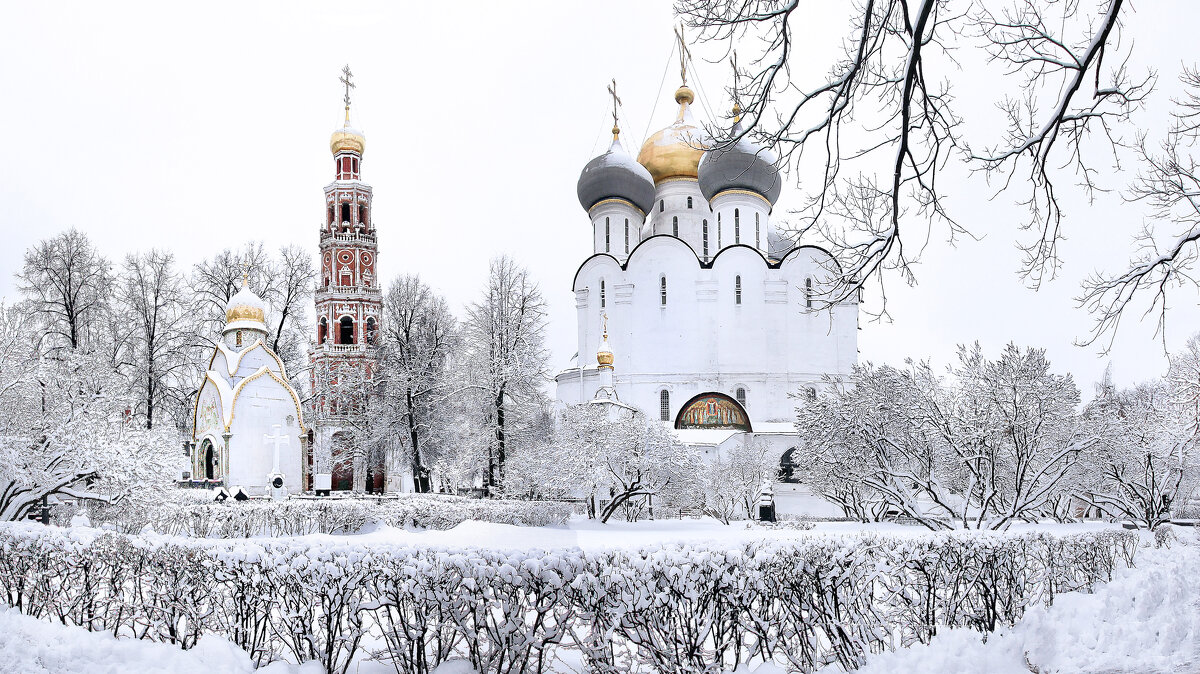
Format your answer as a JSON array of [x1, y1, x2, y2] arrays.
[[555, 65, 859, 465], [191, 279, 308, 494]]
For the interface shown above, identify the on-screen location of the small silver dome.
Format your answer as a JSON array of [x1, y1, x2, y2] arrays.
[[577, 136, 656, 215], [698, 121, 782, 206]]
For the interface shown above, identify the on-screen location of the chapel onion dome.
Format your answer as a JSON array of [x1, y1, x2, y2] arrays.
[[577, 129, 655, 215], [597, 333, 615, 367], [698, 105, 782, 206], [330, 116, 366, 155], [224, 279, 269, 334], [637, 85, 711, 184]]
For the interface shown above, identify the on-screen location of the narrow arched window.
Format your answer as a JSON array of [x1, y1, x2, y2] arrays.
[[735, 208, 741, 244], [605, 217, 610, 253], [756, 213, 761, 249], [624, 219, 630, 253], [735, 275, 742, 305], [805, 277, 813, 309], [341, 203, 351, 224], [600, 280, 606, 309], [702, 220, 709, 260], [339, 316, 355, 344], [660, 276, 667, 306], [365, 317, 377, 345], [736, 387, 746, 407], [660, 200, 664, 212], [687, 196, 693, 209], [717, 213, 722, 247], [660, 390, 670, 421], [672, 216, 678, 237]]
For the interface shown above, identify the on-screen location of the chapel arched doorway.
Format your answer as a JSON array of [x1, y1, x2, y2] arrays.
[[202, 439, 216, 480]]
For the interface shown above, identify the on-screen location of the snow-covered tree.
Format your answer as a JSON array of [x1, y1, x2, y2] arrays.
[[797, 343, 1095, 529], [461, 256, 549, 493], [0, 303, 180, 520], [535, 404, 700, 523], [17, 228, 113, 353], [700, 435, 779, 523], [367, 275, 457, 492], [116, 249, 197, 430]]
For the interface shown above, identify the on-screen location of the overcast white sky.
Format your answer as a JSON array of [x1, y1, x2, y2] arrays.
[[1, 1, 1197, 392]]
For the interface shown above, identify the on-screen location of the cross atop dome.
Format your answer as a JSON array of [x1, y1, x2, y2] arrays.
[[339, 64, 355, 123]]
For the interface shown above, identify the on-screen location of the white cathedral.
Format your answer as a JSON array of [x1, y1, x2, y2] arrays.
[[554, 75, 859, 464]]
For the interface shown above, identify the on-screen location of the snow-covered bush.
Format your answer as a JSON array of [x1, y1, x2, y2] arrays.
[[0, 523, 1138, 673], [68, 494, 571, 538]]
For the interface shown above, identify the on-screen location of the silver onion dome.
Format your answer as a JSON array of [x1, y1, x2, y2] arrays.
[[577, 135, 656, 215], [698, 117, 782, 206]]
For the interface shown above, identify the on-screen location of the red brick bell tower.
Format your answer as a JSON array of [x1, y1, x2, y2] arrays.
[[310, 65, 384, 492]]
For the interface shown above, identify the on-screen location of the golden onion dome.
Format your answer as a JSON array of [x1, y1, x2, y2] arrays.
[[330, 109, 366, 155], [224, 277, 268, 334], [597, 337, 614, 367], [637, 85, 710, 184]]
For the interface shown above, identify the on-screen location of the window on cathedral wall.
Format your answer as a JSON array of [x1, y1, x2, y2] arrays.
[[703, 220, 709, 260], [605, 217, 610, 252], [735, 209, 740, 244], [660, 276, 667, 306], [735, 275, 742, 305], [736, 387, 746, 407], [624, 219, 629, 254], [599, 280, 606, 309], [687, 196, 693, 209], [660, 390, 670, 421], [756, 213, 761, 249], [805, 277, 813, 308], [672, 216, 678, 237]]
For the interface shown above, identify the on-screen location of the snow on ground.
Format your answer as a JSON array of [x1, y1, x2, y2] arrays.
[[0, 606, 319, 674], [834, 529, 1200, 674]]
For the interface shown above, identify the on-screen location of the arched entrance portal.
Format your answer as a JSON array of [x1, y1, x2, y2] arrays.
[[202, 439, 216, 480], [779, 447, 800, 483], [673, 392, 752, 432], [331, 432, 354, 491]]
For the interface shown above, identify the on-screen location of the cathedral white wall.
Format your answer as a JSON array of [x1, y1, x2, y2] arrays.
[[709, 192, 770, 255], [558, 236, 857, 427], [589, 201, 642, 261]]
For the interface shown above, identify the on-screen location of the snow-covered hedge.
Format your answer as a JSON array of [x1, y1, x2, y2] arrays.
[[0, 524, 1137, 673], [54, 494, 571, 537]]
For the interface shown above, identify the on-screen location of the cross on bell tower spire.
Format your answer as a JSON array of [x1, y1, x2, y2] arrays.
[[339, 64, 356, 124]]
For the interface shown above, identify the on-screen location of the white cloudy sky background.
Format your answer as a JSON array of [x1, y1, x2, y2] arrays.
[[2, 1, 1198, 392]]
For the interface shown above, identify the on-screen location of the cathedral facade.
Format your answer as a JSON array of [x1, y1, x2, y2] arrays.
[[556, 75, 858, 463]]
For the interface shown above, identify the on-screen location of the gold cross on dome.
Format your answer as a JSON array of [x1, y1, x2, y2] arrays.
[[339, 64, 356, 114], [607, 78, 622, 136], [675, 24, 691, 85]]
